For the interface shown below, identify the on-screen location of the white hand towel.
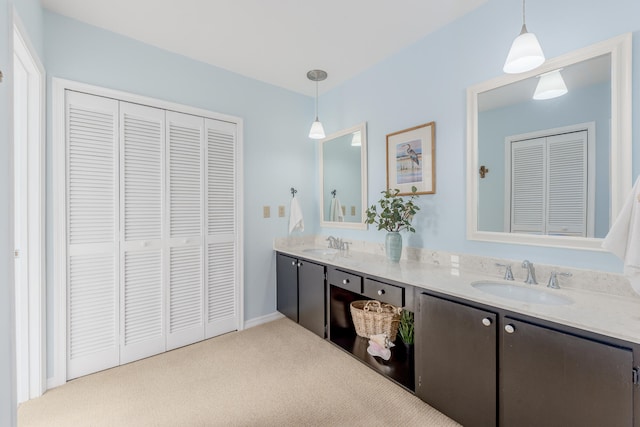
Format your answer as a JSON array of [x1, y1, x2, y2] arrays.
[[289, 197, 304, 234], [330, 197, 344, 222], [602, 175, 640, 294]]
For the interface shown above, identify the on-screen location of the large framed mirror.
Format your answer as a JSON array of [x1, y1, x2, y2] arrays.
[[319, 122, 368, 230], [466, 33, 632, 250]]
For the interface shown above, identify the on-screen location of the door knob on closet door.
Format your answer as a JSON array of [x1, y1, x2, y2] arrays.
[[481, 317, 492, 326], [505, 324, 516, 334]]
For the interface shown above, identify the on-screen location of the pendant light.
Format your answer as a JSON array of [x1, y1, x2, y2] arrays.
[[533, 69, 568, 100], [503, 0, 545, 74], [307, 69, 327, 139]]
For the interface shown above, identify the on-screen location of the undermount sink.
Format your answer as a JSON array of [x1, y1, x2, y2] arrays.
[[302, 248, 339, 256], [471, 281, 573, 306]]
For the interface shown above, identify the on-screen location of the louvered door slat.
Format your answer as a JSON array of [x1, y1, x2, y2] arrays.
[[66, 91, 119, 380], [120, 102, 166, 364], [510, 138, 545, 234], [205, 119, 238, 337]]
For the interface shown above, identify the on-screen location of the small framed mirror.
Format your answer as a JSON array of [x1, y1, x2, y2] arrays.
[[319, 122, 368, 230], [466, 34, 632, 250]]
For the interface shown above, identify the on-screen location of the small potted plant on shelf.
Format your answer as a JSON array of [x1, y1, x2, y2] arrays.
[[398, 309, 415, 363], [398, 309, 414, 345], [365, 186, 420, 262]]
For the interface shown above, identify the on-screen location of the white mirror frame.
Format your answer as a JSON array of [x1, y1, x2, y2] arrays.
[[319, 122, 368, 230], [466, 33, 632, 251]]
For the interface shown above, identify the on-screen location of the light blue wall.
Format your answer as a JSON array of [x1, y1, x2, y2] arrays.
[[13, 0, 43, 57], [320, 0, 640, 272], [43, 11, 318, 379], [478, 82, 610, 236]]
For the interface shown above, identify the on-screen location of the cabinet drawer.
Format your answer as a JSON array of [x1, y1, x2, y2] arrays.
[[328, 269, 362, 294], [363, 278, 404, 307]]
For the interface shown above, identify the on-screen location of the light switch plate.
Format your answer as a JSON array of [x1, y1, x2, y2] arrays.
[[263, 206, 270, 218], [278, 206, 285, 217]]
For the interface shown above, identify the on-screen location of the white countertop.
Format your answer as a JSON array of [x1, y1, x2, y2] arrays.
[[274, 242, 640, 345]]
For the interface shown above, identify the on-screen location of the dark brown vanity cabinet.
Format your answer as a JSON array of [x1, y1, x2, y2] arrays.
[[276, 253, 326, 338], [501, 317, 634, 427], [416, 291, 637, 427], [416, 292, 497, 427]]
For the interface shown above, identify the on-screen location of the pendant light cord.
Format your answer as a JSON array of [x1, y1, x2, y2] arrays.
[[314, 80, 319, 121], [522, 0, 526, 26]]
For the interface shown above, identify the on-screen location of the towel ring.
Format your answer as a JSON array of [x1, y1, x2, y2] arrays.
[[290, 187, 298, 198]]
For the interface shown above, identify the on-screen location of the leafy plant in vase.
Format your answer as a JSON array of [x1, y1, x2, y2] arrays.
[[365, 186, 420, 262]]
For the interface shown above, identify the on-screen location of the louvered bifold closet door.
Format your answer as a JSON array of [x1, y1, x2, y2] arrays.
[[166, 111, 205, 350], [66, 91, 119, 380], [119, 102, 166, 364], [204, 119, 239, 337], [546, 131, 588, 237], [510, 138, 546, 234]]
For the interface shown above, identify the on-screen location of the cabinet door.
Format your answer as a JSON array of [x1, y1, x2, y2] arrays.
[[298, 260, 325, 338], [276, 253, 298, 322], [416, 293, 497, 427], [501, 317, 633, 427]]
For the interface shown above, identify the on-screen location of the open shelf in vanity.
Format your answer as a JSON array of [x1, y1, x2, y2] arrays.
[[327, 271, 414, 392]]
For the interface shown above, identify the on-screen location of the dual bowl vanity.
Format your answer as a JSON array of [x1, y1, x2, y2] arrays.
[[275, 242, 640, 427]]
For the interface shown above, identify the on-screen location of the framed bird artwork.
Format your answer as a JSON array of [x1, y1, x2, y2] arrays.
[[386, 122, 436, 195]]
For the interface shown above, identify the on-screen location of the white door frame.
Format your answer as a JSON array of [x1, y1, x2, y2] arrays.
[[13, 11, 46, 402], [51, 78, 244, 388]]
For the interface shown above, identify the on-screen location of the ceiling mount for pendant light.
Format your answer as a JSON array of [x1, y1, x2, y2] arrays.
[[307, 69, 327, 140], [533, 69, 568, 100], [503, 0, 545, 74]]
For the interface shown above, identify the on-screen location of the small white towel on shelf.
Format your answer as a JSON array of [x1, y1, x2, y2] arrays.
[[289, 197, 304, 234], [602, 175, 640, 294], [330, 197, 344, 222]]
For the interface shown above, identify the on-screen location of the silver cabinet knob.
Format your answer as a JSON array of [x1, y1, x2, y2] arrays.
[[291, 261, 296, 266], [505, 324, 516, 334], [297, 262, 302, 267], [481, 317, 492, 326], [377, 289, 385, 296], [342, 279, 349, 285]]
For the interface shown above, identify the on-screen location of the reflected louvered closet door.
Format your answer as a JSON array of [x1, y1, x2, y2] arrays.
[[166, 111, 205, 350], [119, 102, 166, 364], [66, 91, 119, 380], [510, 138, 546, 234], [546, 131, 588, 236], [205, 119, 239, 337]]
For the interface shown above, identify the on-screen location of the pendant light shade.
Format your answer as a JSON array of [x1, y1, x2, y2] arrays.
[[307, 69, 327, 140], [533, 69, 568, 100], [309, 119, 326, 139], [503, 0, 545, 74]]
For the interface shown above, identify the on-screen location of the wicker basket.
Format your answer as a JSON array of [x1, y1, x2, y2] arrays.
[[350, 300, 402, 341]]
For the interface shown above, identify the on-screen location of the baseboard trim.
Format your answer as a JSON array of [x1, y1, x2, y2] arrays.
[[244, 312, 284, 329]]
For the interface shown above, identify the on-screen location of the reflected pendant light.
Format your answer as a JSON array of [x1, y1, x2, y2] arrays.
[[533, 69, 568, 100], [308, 69, 327, 139], [503, 0, 545, 74], [351, 131, 362, 147]]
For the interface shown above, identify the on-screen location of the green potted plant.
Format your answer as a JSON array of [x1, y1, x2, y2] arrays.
[[398, 309, 414, 345], [365, 186, 420, 262]]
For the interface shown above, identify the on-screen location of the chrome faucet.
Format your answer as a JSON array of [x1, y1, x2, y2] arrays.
[[326, 236, 338, 249], [495, 263, 514, 281], [547, 271, 572, 289], [522, 260, 537, 285]]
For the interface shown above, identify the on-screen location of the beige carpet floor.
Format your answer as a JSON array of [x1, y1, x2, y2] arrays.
[[18, 318, 460, 427]]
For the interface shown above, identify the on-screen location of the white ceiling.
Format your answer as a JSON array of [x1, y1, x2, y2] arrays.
[[41, 0, 488, 96]]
